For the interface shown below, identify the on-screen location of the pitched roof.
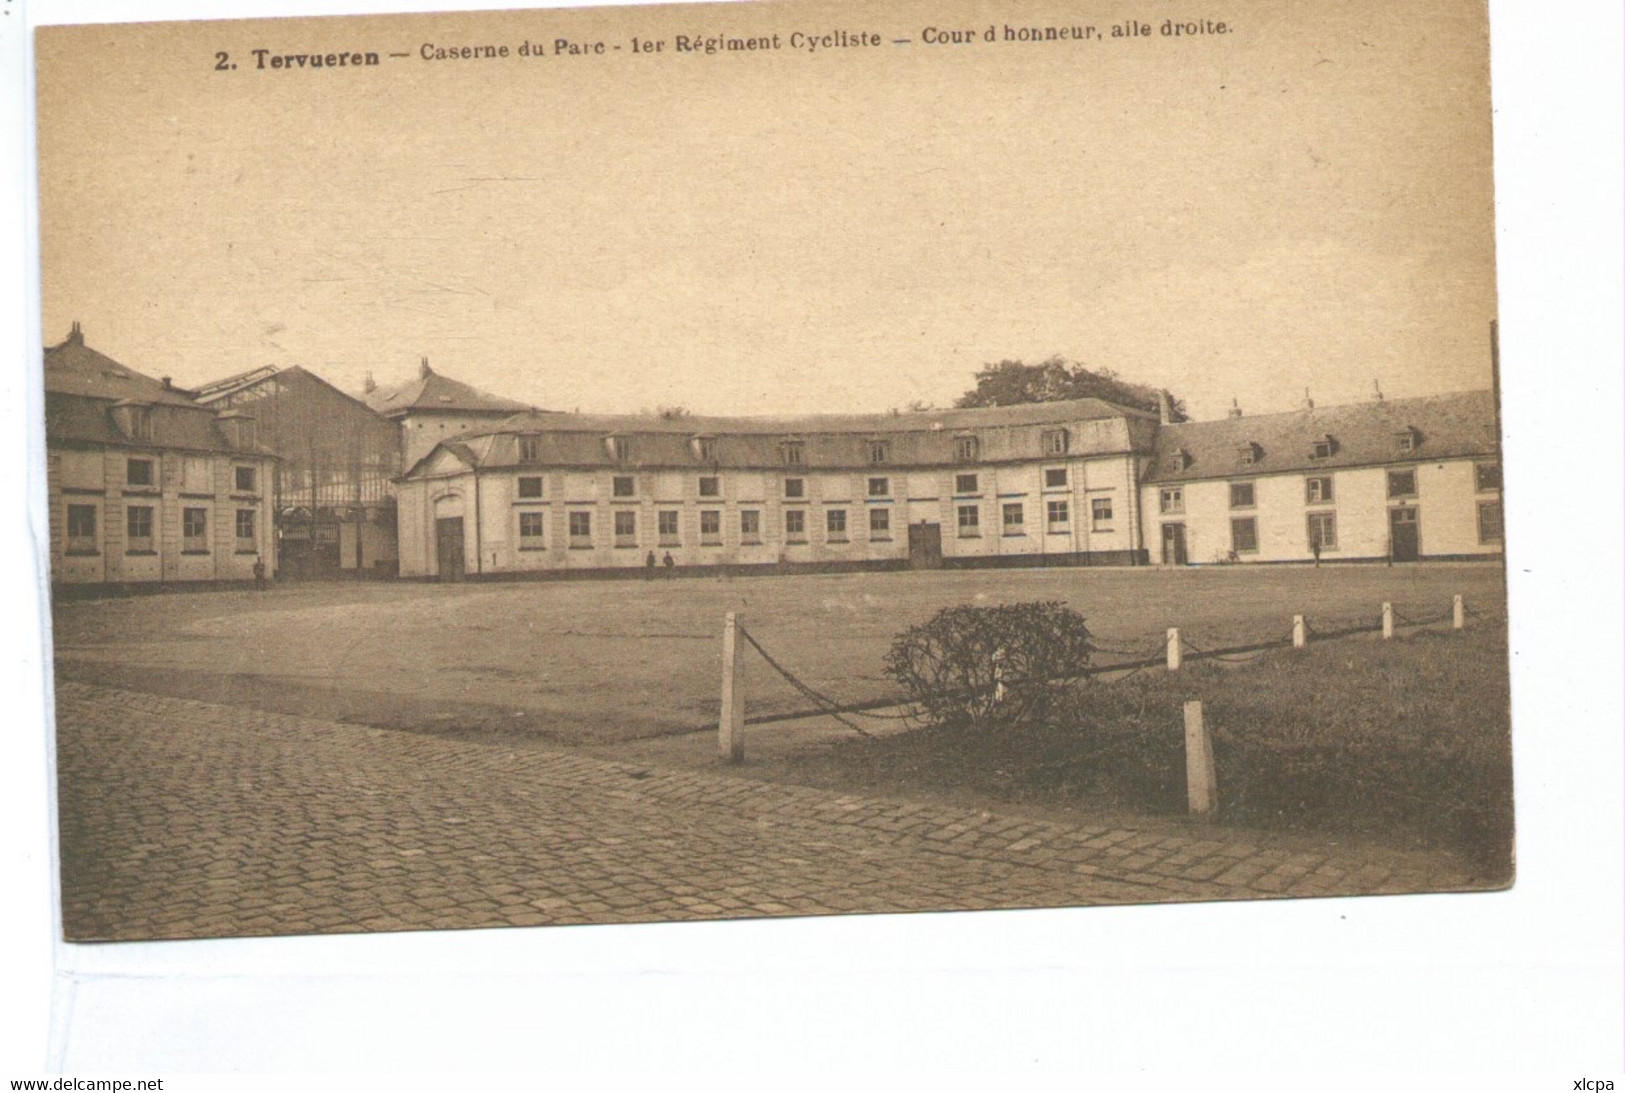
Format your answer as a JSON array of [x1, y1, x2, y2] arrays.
[[363, 361, 532, 417], [42, 327, 276, 456], [44, 325, 198, 407], [1144, 390, 1500, 483], [400, 397, 1155, 477]]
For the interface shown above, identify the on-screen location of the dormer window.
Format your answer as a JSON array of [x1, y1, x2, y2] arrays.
[[1042, 428, 1070, 456], [1236, 441, 1262, 466], [780, 440, 804, 466], [1394, 427, 1421, 453], [954, 435, 979, 462], [1310, 435, 1336, 460], [1167, 448, 1190, 472], [867, 440, 890, 464], [114, 403, 154, 443], [693, 436, 718, 463], [605, 435, 632, 463], [519, 436, 542, 463]]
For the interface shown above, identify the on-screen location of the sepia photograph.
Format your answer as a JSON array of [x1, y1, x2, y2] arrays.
[[32, 0, 1517, 949]]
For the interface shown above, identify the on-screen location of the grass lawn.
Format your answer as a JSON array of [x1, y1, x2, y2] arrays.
[[51, 562, 1507, 744], [690, 625, 1514, 877]]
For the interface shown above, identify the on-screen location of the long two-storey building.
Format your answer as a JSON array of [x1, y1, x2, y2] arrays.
[[394, 400, 1160, 578]]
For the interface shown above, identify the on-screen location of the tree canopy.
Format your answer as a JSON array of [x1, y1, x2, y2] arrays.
[[954, 357, 1187, 421]]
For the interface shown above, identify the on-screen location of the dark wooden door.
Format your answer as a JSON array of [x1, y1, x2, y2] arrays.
[[1389, 507, 1420, 562], [1161, 523, 1188, 566], [907, 521, 943, 569], [436, 517, 466, 581]]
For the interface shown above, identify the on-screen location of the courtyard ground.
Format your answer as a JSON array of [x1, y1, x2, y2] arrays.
[[50, 562, 1507, 745]]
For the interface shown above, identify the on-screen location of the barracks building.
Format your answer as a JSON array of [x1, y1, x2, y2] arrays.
[[43, 325, 1504, 590]]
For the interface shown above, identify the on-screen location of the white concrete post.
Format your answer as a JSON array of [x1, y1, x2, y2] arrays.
[[1381, 601, 1394, 640], [1184, 700, 1217, 819], [1453, 594, 1465, 630], [719, 612, 745, 762], [1166, 627, 1182, 671], [1292, 614, 1306, 649]]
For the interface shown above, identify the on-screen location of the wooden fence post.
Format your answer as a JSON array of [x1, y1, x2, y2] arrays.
[[1453, 594, 1465, 630], [1292, 614, 1306, 649], [1381, 601, 1394, 640], [719, 612, 745, 762], [1167, 627, 1182, 671], [1184, 700, 1217, 819]]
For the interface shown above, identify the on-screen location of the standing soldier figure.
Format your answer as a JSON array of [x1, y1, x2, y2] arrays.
[[252, 554, 267, 592], [645, 550, 657, 579], [662, 551, 675, 575]]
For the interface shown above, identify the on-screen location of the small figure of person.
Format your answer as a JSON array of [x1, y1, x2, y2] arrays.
[[252, 554, 267, 592], [645, 550, 657, 579], [662, 551, 675, 575], [1311, 538, 1322, 568]]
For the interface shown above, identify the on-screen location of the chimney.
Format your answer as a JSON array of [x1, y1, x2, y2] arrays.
[[1157, 389, 1175, 425], [162, 376, 173, 390], [1303, 388, 1315, 411], [1227, 398, 1243, 419], [363, 371, 376, 394], [67, 321, 83, 346], [419, 356, 432, 379]]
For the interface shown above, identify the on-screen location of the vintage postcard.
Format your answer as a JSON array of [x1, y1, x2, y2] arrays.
[[36, 0, 1509, 944]]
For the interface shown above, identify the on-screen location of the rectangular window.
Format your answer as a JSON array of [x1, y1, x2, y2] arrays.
[[1396, 431, 1416, 453], [784, 477, 805, 499], [658, 510, 680, 545], [67, 504, 98, 554], [1090, 497, 1113, 530], [867, 440, 890, 464], [954, 436, 979, 462], [785, 509, 807, 541], [867, 476, 890, 497], [234, 466, 256, 492], [235, 509, 256, 551], [698, 476, 720, 498], [1387, 469, 1418, 499], [614, 510, 637, 545], [517, 476, 543, 499], [1478, 501, 1504, 544], [780, 441, 804, 466], [1231, 516, 1259, 554], [1159, 487, 1184, 515], [1229, 481, 1256, 509], [126, 505, 154, 552], [568, 511, 593, 545], [520, 511, 546, 547], [740, 509, 761, 543], [127, 458, 153, 487], [1307, 512, 1337, 551], [1044, 468, 1068, 489], [1306, 476, 1334, 504], [826, 509, 848, 540], [1311, 439, 1333, 460], [1002, 503, 1024, 535], [519, 436, 542, 463], [957, 504, 980, 538], [1048, 500, 1070, 533], [612, 475, 636, 498], [183, 507, 208, 552], [700, 510, 722, 544], [695, 437, 717, 462], [1475, 462, 1502, 491], [1042, 429, 1069, 456], [608, 437, 631, 463], [868, 507, 890, 538], [954, 473, 978, 495]]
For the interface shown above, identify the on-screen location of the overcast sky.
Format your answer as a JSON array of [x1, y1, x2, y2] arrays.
[[36, 0, 1498, 420]]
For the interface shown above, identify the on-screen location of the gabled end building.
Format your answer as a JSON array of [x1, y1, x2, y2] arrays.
[[45, 324, 279, 590]]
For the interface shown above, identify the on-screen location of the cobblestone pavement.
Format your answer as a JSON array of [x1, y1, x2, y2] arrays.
[[55, 683, 1488, 941]]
